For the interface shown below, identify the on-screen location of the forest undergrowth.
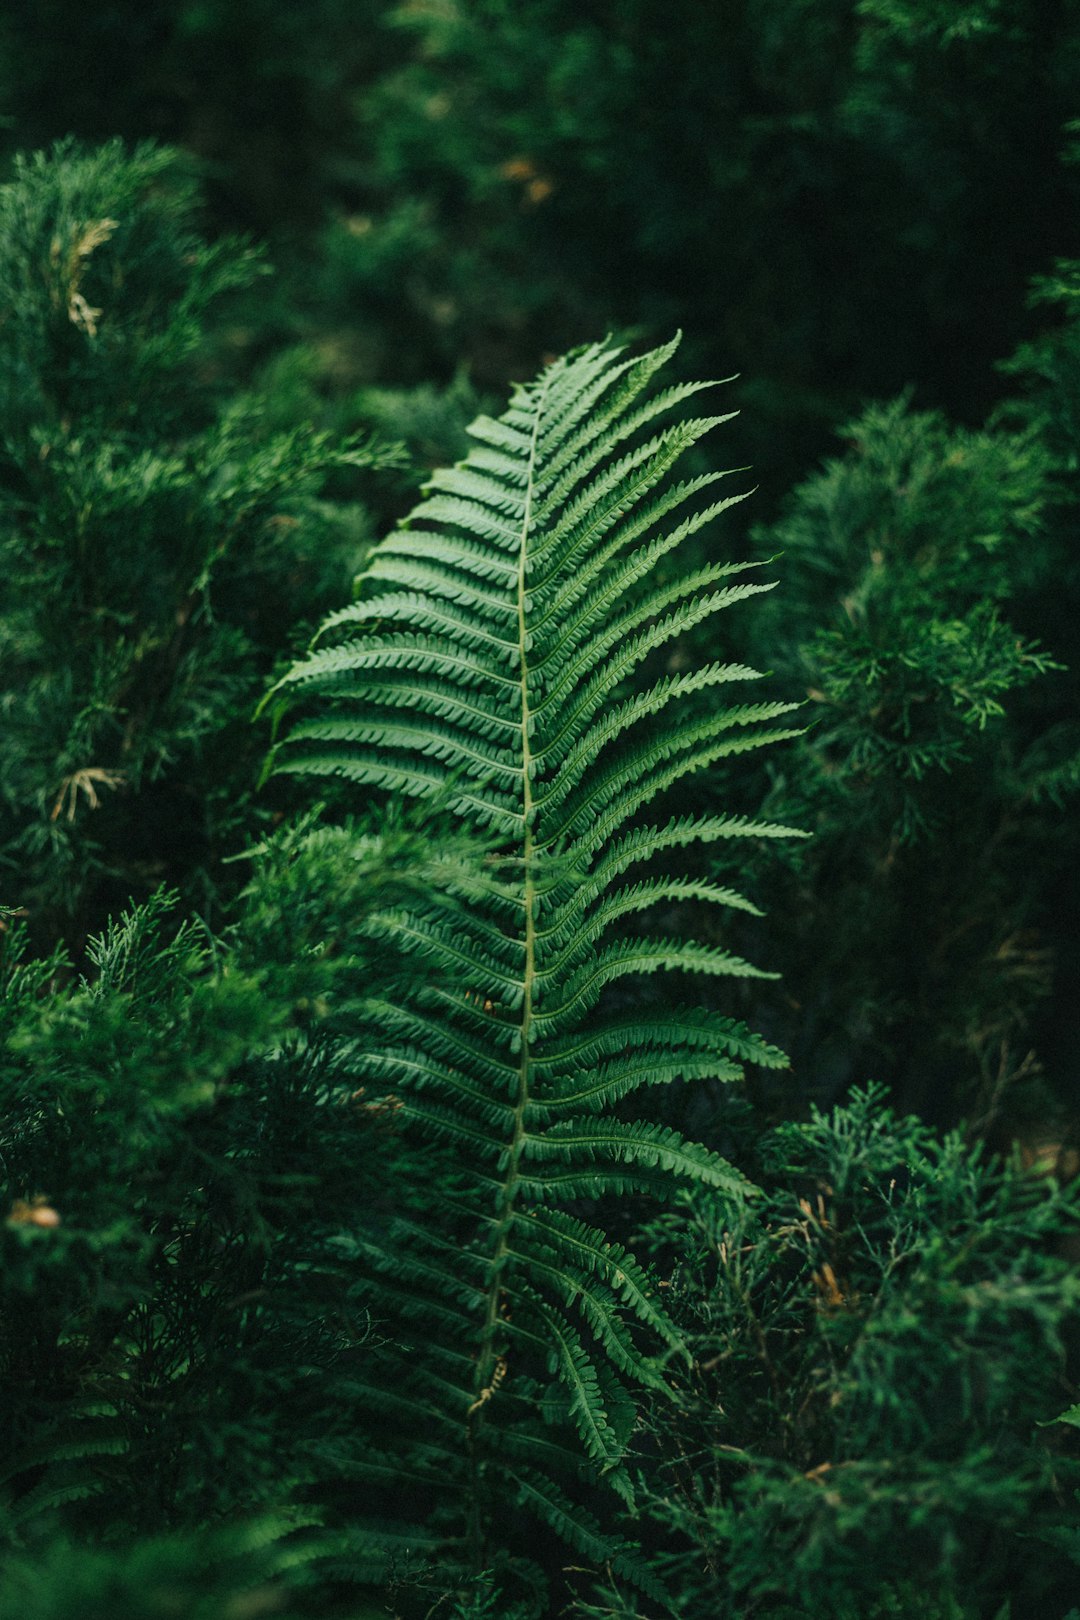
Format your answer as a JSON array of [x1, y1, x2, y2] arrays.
[[4, 8, 1080, 1613]]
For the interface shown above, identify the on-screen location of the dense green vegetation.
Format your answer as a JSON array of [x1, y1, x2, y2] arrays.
[[2, 5, 1080, 1616]]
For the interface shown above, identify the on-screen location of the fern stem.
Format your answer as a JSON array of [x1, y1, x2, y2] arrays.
[[467, 370, 550, 1571]]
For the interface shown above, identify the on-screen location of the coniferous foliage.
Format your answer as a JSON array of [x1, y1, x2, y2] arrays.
[[0, 815, 496, 1607], [625, 1087, 1080, 1620], [0, 138, 393, 951], [266, 336, 802, 1602], [737, 395, 1075, 1126]]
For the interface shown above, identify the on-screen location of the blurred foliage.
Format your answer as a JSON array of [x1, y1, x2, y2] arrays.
[[4, 0, 1080, 483], [0, 1519, 319, 1620]]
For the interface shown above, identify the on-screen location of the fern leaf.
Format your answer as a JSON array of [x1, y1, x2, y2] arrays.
[[513, 1469, 671, 1607], [267, 335, 799, 1597]]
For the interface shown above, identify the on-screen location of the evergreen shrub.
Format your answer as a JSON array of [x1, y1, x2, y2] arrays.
[[0, 138, 394, 952], [2, 126, 1079, 1620], [627, 1086, 1080, 1620]]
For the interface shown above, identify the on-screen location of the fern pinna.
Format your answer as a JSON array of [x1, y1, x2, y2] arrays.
[[266, 338, 800, 1604]]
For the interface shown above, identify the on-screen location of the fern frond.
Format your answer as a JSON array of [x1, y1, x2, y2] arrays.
[[532, 1051, 746, 1113], [533, 1305, 627, 1469], [511, 1207, 683, 1354], [0, 1405, 127, 1538], [267, 335, 799, 1598], [522, 1118, 754, 1195], [513, 1470, 670, 1608], [534, 1009, 791, 1072]]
